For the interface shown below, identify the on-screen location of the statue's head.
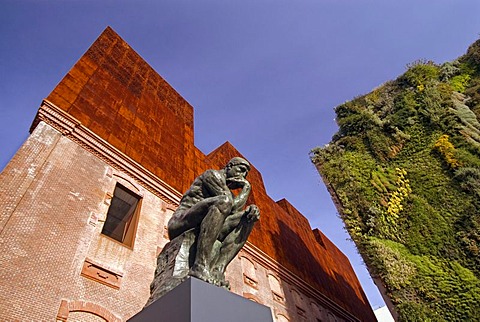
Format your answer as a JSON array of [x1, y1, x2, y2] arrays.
[[225, 157, 250, 180]]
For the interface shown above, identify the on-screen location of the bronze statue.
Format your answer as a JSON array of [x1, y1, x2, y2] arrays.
[[146, 157, 260, 305]]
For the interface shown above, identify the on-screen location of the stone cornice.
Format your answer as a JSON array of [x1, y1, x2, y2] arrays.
[[243, 242, 361, 322], [31, 100, 182, 205]]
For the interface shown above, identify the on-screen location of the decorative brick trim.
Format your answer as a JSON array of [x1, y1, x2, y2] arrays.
[[56, 299, 121, 322], [243, 292, 261, 303], [274, 308, 290, 322], [291, 287, 305, 303], [239, 254, 259, 289], [296, 305, 307, 320], [32, 100, 182, 205], [243, 273, 259, 289], [56, 300, 69, 321], [272, 290, 286, 305], [111, 171, 145, 197], [165, 203, 178, 211], [239, 254, 258, 270], [81, 258, 123, 289]]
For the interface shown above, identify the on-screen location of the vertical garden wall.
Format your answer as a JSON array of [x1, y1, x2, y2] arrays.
[[311, 39, 480, 321]]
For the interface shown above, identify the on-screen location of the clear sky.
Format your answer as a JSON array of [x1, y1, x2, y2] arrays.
[[1, 0, 480, 314]]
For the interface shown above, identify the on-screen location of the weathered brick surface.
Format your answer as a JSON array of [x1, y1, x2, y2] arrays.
[[0, 123, 166, 321], [1, 27, 376, 321], [67, 312, 107, 322]]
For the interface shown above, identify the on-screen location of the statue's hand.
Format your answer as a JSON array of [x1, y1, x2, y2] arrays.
[[227, 177, 250, 190], [245, 205, 260, 222]]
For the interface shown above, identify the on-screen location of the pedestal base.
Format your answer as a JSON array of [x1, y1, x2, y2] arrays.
[[129, 277, 273, 322]]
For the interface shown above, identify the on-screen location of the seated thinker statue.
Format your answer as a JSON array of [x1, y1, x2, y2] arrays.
[[167, 157, 260, 288]]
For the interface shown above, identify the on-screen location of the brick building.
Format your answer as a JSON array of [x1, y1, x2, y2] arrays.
[[0, 27, 376, 322]]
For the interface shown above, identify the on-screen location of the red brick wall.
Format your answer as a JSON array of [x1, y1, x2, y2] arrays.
[[0, 122, 165, 321]]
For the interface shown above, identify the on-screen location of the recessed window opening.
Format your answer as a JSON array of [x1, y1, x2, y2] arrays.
[[101, 183, 141, 247]]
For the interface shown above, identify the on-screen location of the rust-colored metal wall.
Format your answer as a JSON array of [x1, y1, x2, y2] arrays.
[[47, 27, 195, 193]]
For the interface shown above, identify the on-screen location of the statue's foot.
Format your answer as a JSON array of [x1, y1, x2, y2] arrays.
[[211, 267, 230, 290], [189, 264, 213, 283], [220, 279, 230, 290], [246, 205, 260, 222]]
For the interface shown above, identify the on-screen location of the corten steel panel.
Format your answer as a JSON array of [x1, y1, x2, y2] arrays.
[[43, 27, 376, 321], [46, 27, 194, 193]]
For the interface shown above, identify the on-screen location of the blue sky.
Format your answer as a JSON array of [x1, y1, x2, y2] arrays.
[[1, 0, 480, 313]]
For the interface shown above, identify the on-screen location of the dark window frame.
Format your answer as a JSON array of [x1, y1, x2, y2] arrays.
[[101, 183, 142, 248]]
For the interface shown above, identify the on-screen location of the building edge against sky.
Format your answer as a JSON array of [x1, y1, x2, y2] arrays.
[[0, 27, 377, 321]]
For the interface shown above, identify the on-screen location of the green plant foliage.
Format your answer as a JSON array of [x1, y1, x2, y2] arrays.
[[462, 38, 480, 74], [433, 134, 461, 168], [440, 60, 461, 81], [389, 92, 418, 130], [454, 167, 480, 198], [416, 85, 446, 125], [364, 237, 480, 321], [311, 38, 480, 320], [371, 167, 397, 193], [400, 60, 440, 88], [450, 74, 471, 93]]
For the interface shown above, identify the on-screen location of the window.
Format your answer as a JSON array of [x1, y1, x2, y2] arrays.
[[101, 183, 141, 247]]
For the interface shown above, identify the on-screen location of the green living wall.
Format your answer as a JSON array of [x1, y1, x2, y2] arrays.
[[311, 39, 480, 321]]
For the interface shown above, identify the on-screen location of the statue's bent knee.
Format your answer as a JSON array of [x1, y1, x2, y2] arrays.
[[167, 216, 183, 239], [213, 195, 233, 215]]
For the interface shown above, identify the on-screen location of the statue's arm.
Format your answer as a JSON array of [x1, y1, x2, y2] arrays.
[[202, 170, 232, 197], [202, 170, 251, 212], [231, 179, 251, 212]]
